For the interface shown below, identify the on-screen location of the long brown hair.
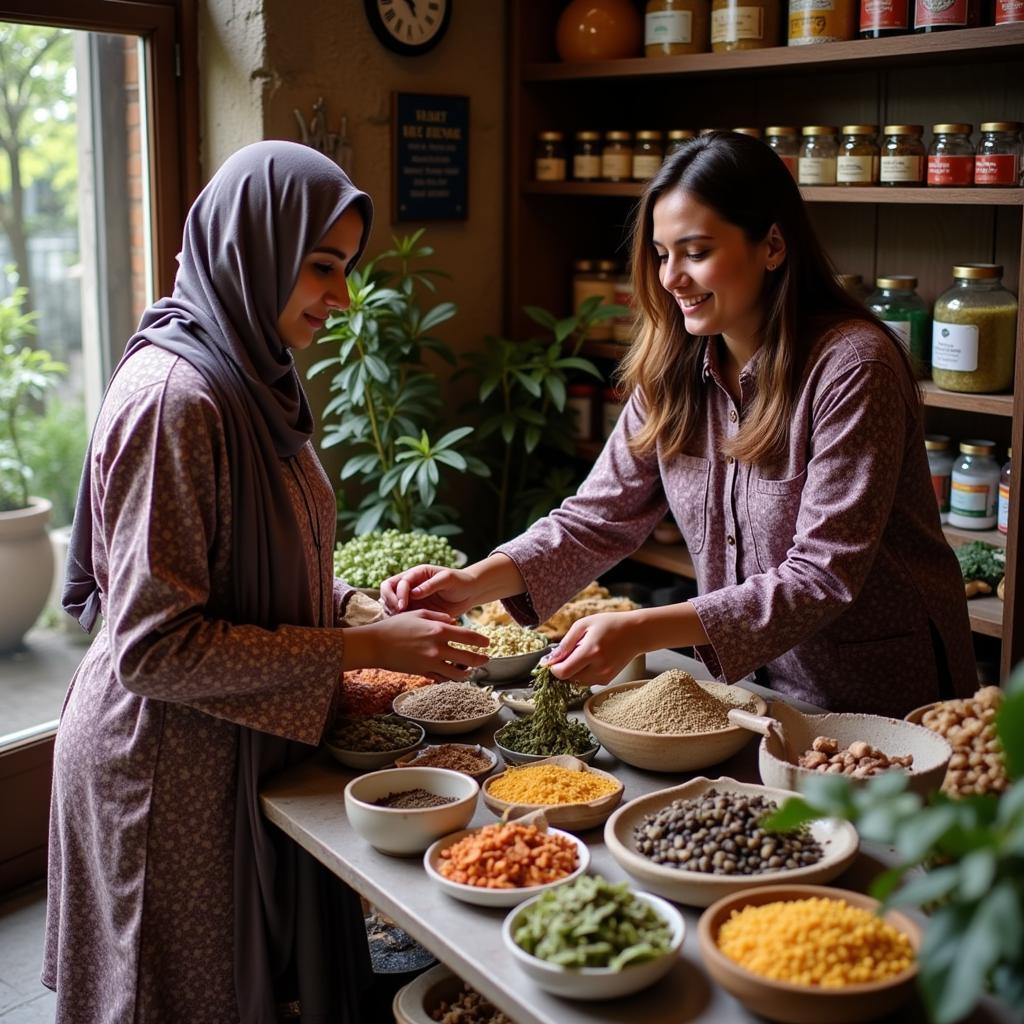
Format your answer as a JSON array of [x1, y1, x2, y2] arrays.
[[619, 131, 908, 465]]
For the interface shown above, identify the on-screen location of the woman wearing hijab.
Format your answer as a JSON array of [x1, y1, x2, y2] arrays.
[[43, 141, 487, 1024]]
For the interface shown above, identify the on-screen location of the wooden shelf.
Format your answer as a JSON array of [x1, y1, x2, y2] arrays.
[[920, 381, 1014, 417], [522, 25, 1024, 82], [968, 596, 1004, 638], [627, 538, 696, 579], [943, 525, 1007, 549]]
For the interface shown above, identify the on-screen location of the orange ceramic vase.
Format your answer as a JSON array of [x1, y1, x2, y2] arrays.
[[556, 0, 644, 62]]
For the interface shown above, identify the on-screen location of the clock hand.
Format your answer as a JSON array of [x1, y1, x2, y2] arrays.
[[403, 0, 417, 15]]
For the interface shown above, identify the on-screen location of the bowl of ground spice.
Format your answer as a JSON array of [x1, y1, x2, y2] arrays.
[[604, 776, 859, 907], [392, 681, 501, 736], [394, 743, 500, 783], [325, 715, 426, 770], [392, 963, 516, 1024], [583, 670, 767, 772], [482, 755, 624, 831], [344, 767, 480, 856], [697, 884, 921, 1023]]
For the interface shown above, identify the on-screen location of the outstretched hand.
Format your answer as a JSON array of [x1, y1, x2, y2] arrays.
[[358, 608, 490, 680], [379, 564, 482, 618], [542, 610, 646, 686]]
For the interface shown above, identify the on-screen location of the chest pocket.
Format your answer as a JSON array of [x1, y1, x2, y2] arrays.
[[663, 454, 710, 555], [748, 469, 808, 572]]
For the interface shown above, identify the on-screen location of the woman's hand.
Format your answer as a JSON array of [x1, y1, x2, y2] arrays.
[[542, 610, 647, 686], [379, 565, 482, 618]]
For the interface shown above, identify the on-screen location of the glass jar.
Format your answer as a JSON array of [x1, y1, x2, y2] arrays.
[[573, 259, 620, 341], [914, 0, 980, 30], [534, 131, 567, 182], [601, 131, 634, 182], [665, 129, 697, 157], [837, 273, 868, 301], [789, 0, 857, 43], [733, 127, 762, 138], [860, 0, 910, 35], [612, 277, 635, 343], [573, 131, 603, 181], [927, 124, 974, 187], [998, 448, 1012, 535], [633, 131, 665, 180], [879, 125, 926, 186], [645, 0, 711, 54], [949, 440, 1001, 530], [602, 387, 625, 439], [798, 127, 838, 186], [567, 383, 598, 441], [837, 125, 879, 185], [932, 264, 1018, 394], [975, 122, 1022, 187], [867, 275, 931, 377], [925, 435, 954, 524], [996, 0, 1024, 22], [766, 126, 799, 177], [710, 0, 780, 50]]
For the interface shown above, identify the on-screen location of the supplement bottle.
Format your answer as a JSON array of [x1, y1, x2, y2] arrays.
[[998, 448, 1012, 535], [949, 441, 1001, 531], [925, 436, 954, 524]]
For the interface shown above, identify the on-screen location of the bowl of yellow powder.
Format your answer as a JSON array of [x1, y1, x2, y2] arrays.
[[697, 884, 921, 1023]]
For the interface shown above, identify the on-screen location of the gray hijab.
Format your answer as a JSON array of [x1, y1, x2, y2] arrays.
[[64, 140, 373, 1022]]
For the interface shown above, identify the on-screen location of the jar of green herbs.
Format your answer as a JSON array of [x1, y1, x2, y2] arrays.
[[931, 264, 1018, 394], [867, 275, 931, 378]]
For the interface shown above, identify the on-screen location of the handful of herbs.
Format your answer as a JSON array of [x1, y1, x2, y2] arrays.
[[496, 664, 596, 757], [955, 541, 1005, 588]]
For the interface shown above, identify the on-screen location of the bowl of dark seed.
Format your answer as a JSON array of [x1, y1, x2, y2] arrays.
[[603, 776, 859, 907], [393, 682, 501, 736], [394, 743, 500, 783], [325, 715, 426, 771], [344, 767, 480, 856], [583, 670, 767, 772]]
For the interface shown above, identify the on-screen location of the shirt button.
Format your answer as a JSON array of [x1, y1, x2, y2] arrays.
[[727, 535, 736, 546], [729, 409, 738, 423]]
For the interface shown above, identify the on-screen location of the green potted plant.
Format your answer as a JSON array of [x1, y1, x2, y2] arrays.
[[0, 282, 67, 650]]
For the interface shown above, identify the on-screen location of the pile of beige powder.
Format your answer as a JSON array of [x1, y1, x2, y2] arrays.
[[594, 670, 758, 734]]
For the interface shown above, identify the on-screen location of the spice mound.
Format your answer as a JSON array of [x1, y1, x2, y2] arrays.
[[512, 875, 673, 970], [338, 668, 434, 718], [496, 666, 597, 757], [633, 789, 822, 874], [405, 744, 494, 774], [594, 670, 758, 734], [399, 682, 498, 722], [437, 822, 578, 889], [717, 897, 915, 986], [430, 983, 514, 1024], [798, 737, 913, 778], [373, 788, 456, 809], [488, 763, 619, 806], [918, 685, 1006, 796], [329, 715, 422, 752], [451, 622, 548, 657]]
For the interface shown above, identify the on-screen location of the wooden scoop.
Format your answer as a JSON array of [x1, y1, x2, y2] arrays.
[[727, 706, 800, 763]]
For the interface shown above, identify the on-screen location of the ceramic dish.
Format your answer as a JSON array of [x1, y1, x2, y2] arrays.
[[583, 679, 768, 772], [394, 742, 500, 783], [392, 688, 501, 737], [698, 884, 922, 1023], [423, 824, 589, 907], [501, 889, 685, 1000], [728, 701, 952, 798], [344, 767, 479, 856], [604, 776, 860, 907], [392, 963, 464, 1024], [493, 722, 600, 767], [323, 718, 425, 771], [481, 755, 624, 832], [469, 645, 552, 685], [498, 685, 591, 716]]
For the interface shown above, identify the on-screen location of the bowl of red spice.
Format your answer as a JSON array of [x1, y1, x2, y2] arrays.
[[394, 742, 500, 783]]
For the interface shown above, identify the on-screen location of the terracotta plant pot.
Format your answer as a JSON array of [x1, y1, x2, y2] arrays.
[[0, 497, 54, 652]]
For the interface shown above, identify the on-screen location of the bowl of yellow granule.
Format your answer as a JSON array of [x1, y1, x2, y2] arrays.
[[697, 884, 920, 1024]]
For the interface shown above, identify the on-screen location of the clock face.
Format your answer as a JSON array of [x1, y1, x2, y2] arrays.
[[365, 0, 452, 56]]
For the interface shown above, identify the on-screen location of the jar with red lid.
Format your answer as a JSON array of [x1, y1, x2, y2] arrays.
[[860, 0, 909, 35], [975, 122, 1022, 187], [913, 0, 979, 31], [567, 383, 598, 441], [996, 0, 1024, 23], [766, 127, 799, 178], [927, 124, 974, 187]]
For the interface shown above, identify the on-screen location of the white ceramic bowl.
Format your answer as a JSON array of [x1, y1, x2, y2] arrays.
[[604, 776, 860, 907], [498, 685, 591, 716], [502, 889, 685, 999], [470, 645, 552, 684], [392, 963, 464, 1024], [493, 722, 600, 766], [423, 825, 589, 907], [344, 767, 479, 856], [324, 719, 426, 771], [392, 687, 501, 736]]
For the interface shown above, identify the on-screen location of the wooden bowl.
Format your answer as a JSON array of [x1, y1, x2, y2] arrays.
[[604, 776, 859, 907], [481, 755, 624, 832], [583, 679, 767, 772], [698, 884, 921, 1024], [394, 742, 500, 783]]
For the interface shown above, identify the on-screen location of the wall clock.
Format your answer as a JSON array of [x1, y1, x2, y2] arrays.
[[364, 0, 452, 56]]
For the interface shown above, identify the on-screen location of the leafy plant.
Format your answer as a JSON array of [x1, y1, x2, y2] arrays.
[[0, 283, 67, 511], [765, 665, 1024, 1024], [21, 396, 87, 526], [309, 230, 488, 537], [955, 541, 1006, 587]]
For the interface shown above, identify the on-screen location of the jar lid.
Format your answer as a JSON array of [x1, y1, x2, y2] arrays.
[[573, 258, 596, 272], [802, 125, 837, 135], [635, 130, 664, 141], [537, 130, 565, 141], [841, 124, 878, 135], [960, 440, 996, 455], [733, 127, 762, 138], [980, 121, 1022, 132], [765, 126, 798, 136], [952, 263, 1003, 279], [925, 435, 951, 451], [575, 130, 602, 140], [883, 124, 924, 135], [596, 259, 621, 272], [932, 123, 972, 134], [605, 130, 632, 142], [667, 129, 696, 140], [876, 275, 917, 289]]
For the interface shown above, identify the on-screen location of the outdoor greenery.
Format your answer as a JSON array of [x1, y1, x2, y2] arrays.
[[21, 395, 87, 526], [766, 665, 1024, 1024]]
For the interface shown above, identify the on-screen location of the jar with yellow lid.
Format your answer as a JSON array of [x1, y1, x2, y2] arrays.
[[573, 131, 603, 181], [733, 127, 762, 138], [534, 131, 567, 182], [927, 124, 974, 187], [932, 264, 1018, 394], [880, 125, 925, 186], [866, 275, 930, 376], [799, 127, 838, 186], [789, 0, 856, 43], [633, 131, 665, 180], [766, 126, 799, 177], [665, 129, 697, 157], [601, 131, 634, 182], [710, 0, 780, 50], [573, 259, 621, 340], [645, 0, 711, 54], [975, 122, 1022, 187], [837, 125, 879, 185]]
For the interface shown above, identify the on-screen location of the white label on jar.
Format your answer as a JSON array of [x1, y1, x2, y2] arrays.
[[883, 320, 912, 349], [573, 154, 601, 179], [837, 155, 875, 183], [646, 10, 694, 44], [632, 154, 663, 179], [880, 155, 923, 182], [950, 478, 997, 519], [711, 6, 764, 42], [601, 152, 633, 180], [535, 158, 565, 182], [798, 156, 837, 184], [932, 321, 979, 372]]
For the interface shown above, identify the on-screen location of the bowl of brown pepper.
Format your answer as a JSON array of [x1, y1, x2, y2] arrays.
[[394, 742, 500, 783]]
